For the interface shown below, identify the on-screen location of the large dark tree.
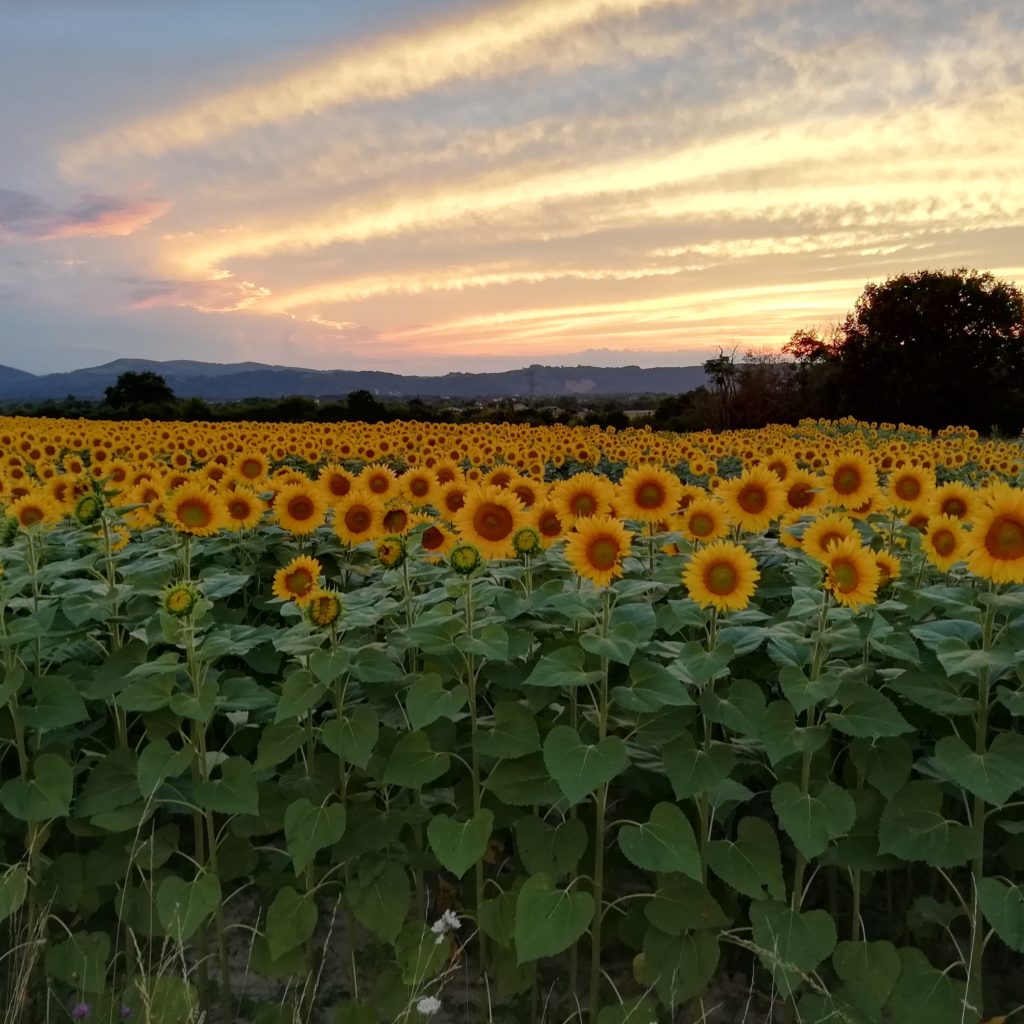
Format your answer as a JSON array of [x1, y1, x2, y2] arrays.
[[832, 269, 1024, 433], [104, 370, 176, 409]]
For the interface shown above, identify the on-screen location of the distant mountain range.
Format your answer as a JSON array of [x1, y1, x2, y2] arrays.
[[0, 359, 707, 402]]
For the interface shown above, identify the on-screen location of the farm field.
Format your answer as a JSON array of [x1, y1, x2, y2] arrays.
[[1, 414, 1024, 1024]]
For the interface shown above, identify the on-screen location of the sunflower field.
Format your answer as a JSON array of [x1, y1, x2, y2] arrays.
[[1, 414, 1024, 1024]]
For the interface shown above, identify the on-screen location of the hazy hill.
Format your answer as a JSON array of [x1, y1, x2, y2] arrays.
[[0, 359, 707, 402]]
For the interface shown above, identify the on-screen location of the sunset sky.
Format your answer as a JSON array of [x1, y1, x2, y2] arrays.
[[1, 0, 1022, 375]]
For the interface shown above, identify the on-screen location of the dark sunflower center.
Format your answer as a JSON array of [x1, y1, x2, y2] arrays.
[[819, 531, 844, 551], [422, 526, 444, 550], [384, 510, 408, 533], [834, 467, 861, 495], [21, 507, 43, 526], [368, 476, 389, 494], [288, 496, 315, 520], [179, 500, 212, 528], [738, 485, 767, 513], [229, 500, 251, 520], [637, 482, 665, 509], [474, 504, 514, 541], [788, 484, 813, 508], [346, 507, 371, 532], [704, 561, 738, 596], [240, 459, 262, 478], [446, 492, 465, 512], [329, 476, 351, 497], [571, 494, 597, 516], [411, 479, 430, 496], [539, 513, 561, 537], [895, 476, 920, 500], [985, 515, 1024, 560], [690, 513, 714, 537], [587, 536, 620, 570], [941, 497, 966, 518], [933, 529, 957, 556], [832, 560, 858, 592], [286, 570, 313, 595]]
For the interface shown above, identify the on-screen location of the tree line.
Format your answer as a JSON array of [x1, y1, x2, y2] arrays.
[[6, 269, 1024, 435]]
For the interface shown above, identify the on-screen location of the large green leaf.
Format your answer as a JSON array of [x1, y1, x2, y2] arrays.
[[826, 680, 912, 738], [157, 873, 221, 943], [477, 702, 541, 758], [427, 809, 493, 878], [405, 674, 468, 730], [849, 736, 912, 799], [644, 875, 728, 934], [0, 866, 28, 924], [514, 816, 587, 879], [832, 939, 901, 1008], [0, 753, 73, 821], [486, 754, 564, 806], [274, 669, 327, 724], [543, 726, 629, 805], [523, 646, 601, 688], [878, 782, 979, 867], [284, 798, 347, 875], [750, 900, 836, 995], [255, 721, 306, 769], [759, 701, 829, 766], [266, 886, 318, 960], [45, 931, 110, 994], [618, 803, 701, 879], [642, 927, 719, 1007], [977, 877, 1024, 952], [580, 621, 641, 664], [321, 707, 379, 768], [137, 739, 192, 799], [887, 948, 973, 1024], [346, 861, 409, 943], [76, 749, 141, 817], [195, 757, 259, 816], [514, 873, 594, 964], [707, 817, 785, 901], [932, 733, 1024, 807], [382, 731, 450, 788], [613, 657, 695, 713], [21, 674, 88, 731], [662, 732, 734, 799], [772, 781, 856, 859]]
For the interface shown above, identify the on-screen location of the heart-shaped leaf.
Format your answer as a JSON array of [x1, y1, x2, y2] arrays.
[[707, 817, 785, 901], [832, 939, 901, 1007], [477, 702, 541, 758], [382, 731, 450, 788], [514, 816, 588, 878], [642, 927, 720, 1007], [321, 707, 379, 768], [977, 877, 1024, 952], [543, 726, 629, 805], [0, 754, 73, 821], [195, 757, 259, 816], [750, 900, 836, 995], [157, 873, 221, 942], [644, 875, 728, 934], [137, 739, 192, 799], [44, 931, 110, 994], [284, 798, 347, 875], [933, 733, 1024, 807], [878, 781, 979, 867], [772, 781, 856, 859], [663, 734, 734, 799], [266, 886, 317, 960], [514, 873, 594, 963], [406, 674, 468, 730], [619, 803, 701, 879], [427, 809, 493, 878], [346, 862, 409, 943], [0, 866, 29, 924]]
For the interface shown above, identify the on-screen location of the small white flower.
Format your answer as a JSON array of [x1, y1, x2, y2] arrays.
[[416, 995, 442, 1017], [430, 909, 462, 940]]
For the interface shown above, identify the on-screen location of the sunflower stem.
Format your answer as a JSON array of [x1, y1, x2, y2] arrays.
[[464, 574, 487, 973]]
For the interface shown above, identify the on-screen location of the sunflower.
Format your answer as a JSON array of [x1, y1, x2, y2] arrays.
[[439, 481, 469, 518], [930, 481, 976, 521], [317, 464, 356, 503], [399, 469, 439, 507], [682, 540, 760, 613], [163, 582, 199, 618], [224, 488, 264, 531], [513, 526, 541, 556], [333, 490, 384, 546], [715, 466, 786, 533], [533, 501, 566, 548], [234, 452, 268, 485], [922, 514, 968, 572], [886, 466, 934, 513], [453, 485, 527, 560], [381, 504, 412, 535], [616, 465, 684, 523], [824, 537, 880, 609], [164, 483, 228, 537], [376, 535, 408, 568], [678, 495, 730, 544], [782, 470, 823, 513], [450, 543, 483, 575], [874, 549, 902, 586], [510, 475, 545, 509], [274, 481, 326, 535], [411, 516, 457, 560], [564, 514, 633, 588], [966, 487, 1024, 584], [801, 512, 859, 563], [550, 472, 615, 524], [10, 491, 61, 530], [823, 454, 878, 509], [359, 463, 398, 499], [272, 555, 323, 604], [306, 590, 343, 628]]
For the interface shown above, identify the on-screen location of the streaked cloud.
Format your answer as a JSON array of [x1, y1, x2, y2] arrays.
[[0, 189, 169, 243]]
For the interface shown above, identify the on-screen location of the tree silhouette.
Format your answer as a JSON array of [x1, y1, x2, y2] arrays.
[[104, 371, 175, 409], [831, 269, 1024, 432]]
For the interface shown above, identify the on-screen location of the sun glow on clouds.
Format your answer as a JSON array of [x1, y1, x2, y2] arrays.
[[27, 0, 1024, 369]]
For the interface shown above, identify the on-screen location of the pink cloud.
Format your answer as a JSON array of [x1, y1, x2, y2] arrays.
[[130, 275, 270, 313], [0, 189, 169, 242]]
